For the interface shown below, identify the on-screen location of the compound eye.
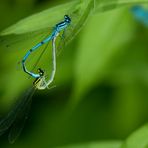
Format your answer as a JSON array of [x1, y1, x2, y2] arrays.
[[38, 68, 44, 76], [64, 15, 68, 19], [64, 15, 71, 23]]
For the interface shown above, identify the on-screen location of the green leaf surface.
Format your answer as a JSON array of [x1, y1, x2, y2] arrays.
[[71, 7, 136, 104], [58, 141, 122, 148], [1, 0, 148, 36], [94, 0, 148, 13], [0, 0, 79, 35], [121, 124, 148, 148]]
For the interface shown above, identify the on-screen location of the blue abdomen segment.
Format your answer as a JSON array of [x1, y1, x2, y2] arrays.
[[22, 35, 53, 78]]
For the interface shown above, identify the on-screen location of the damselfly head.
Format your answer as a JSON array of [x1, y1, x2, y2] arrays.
[[64, 15, 71, 24], [33, 74, 48, 90], [38, 68, 44, 76]]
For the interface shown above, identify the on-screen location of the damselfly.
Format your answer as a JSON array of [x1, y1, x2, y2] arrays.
[[131, 6, 148, 26], [22, 15, 71, 79]]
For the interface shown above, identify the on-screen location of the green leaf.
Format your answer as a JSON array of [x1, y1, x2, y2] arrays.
[[0, 0, 80, 35], [121, 124, 148, 148], [58, 141, 122, 148], [1, 0, 147, 36], [71, 7, 136, 105], [94, 0, 148, 13]]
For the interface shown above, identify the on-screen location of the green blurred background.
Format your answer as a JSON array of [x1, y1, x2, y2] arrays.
[[0, 0, 148, 148]]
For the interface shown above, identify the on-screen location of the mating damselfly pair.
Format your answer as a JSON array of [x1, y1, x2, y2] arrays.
[[0, 15, 71, 143]]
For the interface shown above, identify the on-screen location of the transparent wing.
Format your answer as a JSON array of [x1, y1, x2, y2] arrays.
[[29, 36, 51, 75], [55, 30, 66, 57], [0, 27, 51, 50], [8, 113, 29, 144], [56, 12, 78, 56], [23, 39, 53, 80], [55, 27, 72, 57], [0, 27, 54, 74], [8, 87, 35, 143], [16, 29, 54, 71], [0, 86, 36, 143]]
